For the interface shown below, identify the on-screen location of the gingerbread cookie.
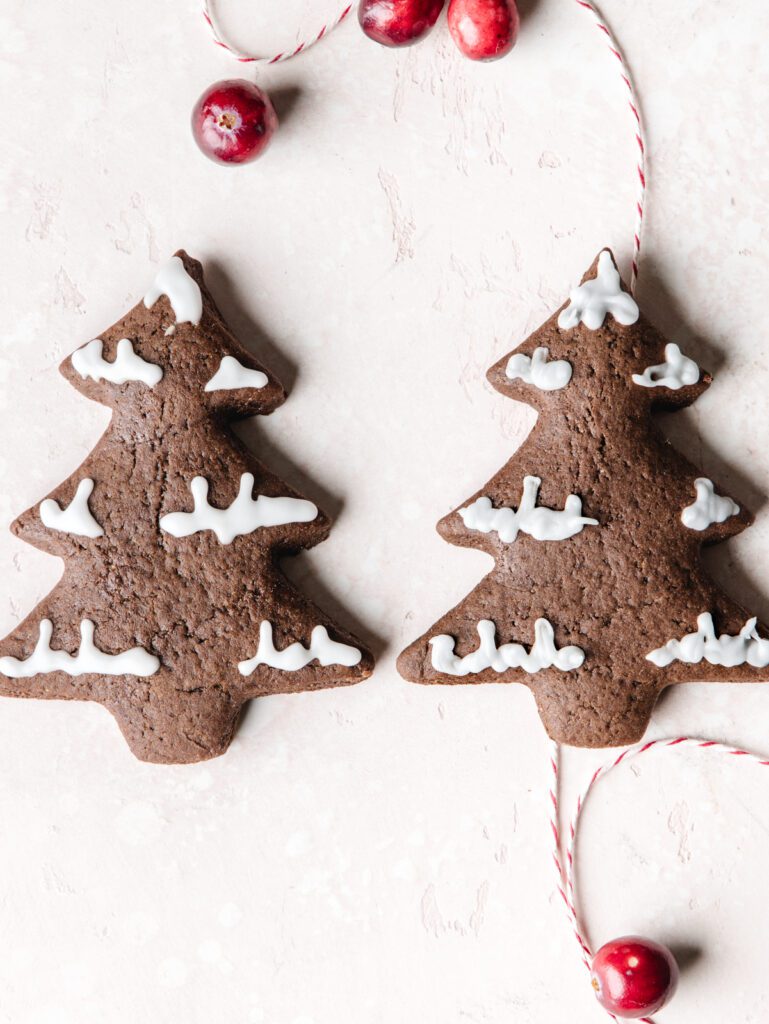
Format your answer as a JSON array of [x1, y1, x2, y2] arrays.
[[398, 249, 768, 748], [0, 251, 373, 763]]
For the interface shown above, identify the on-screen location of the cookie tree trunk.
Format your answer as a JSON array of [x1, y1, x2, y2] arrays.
[[0, 252, 373, 763], [398, 250, 768, 747]]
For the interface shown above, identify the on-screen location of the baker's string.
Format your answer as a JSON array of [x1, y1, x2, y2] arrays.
[[551, 737, 769, 1021], [573, 0, 646, 293], [549, 7, 683, 1019], [201, 2, 644, 288], [202, 1, 353, 64]]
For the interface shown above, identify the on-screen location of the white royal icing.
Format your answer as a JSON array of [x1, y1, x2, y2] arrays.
[[71, 338, 163, 386], [144, 256, 203, 326], [204, 356, 268, 392], [505, 346, 572, 391], [39, 478, 104, 539], [238, 621, 362, 675], [159, 474, 318, 545], [430, 618, 585, 677], [557, 250, 639, 331], [459, 476, 598, 543], [0, 619, 160, 678], [681, 478, 740, 532], [647, 613, 769, 668], [632, 342, 700, 390]]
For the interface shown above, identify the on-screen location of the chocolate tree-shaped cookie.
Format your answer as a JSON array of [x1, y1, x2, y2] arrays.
[[398, 249, 768, 747], [0, 251, 373, 763]]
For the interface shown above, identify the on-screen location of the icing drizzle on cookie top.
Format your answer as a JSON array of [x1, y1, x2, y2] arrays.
[[39, 479, 103, 539], [557, 250, 639, 331], [144, 256, 203, 326], [204, 356, 269, 392], [681, 478, 739, 532], [238, 621, 362, 675], [72, 338, 163, 386], [0, 619, 160, 678], [505, 346, 572, 391], [647, 613, 769, 668], [159, 473, 318, 545], [459, 477, 597, 543], [430, 618, 585, 677], [632, 342, 700, 390]]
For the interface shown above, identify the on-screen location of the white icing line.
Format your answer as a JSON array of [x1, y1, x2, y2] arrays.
[[505, 346, 572, 391], [459, 477, 598, 543], [430, 619, 585, 676], [557, 250, 639, 331], [204, 355, 268, 392], [159, 474, 318, 545], [39, 479, 104, 539], [0, 619, 160, 678], [144, 255, 203, 326], [681, 478, 739, 532], [238, 621, 362, 674], [632, 342, 700, 390], [71, 338, 163, 387], [647, 613, 769, 668]]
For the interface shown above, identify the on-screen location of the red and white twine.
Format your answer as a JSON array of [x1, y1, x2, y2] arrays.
[[202, 1, 353, 64], [201, 1, 646, 289], [573, 0, 647, 293], [550, 737, 769, 1021], [198, 7, 673, 1015]]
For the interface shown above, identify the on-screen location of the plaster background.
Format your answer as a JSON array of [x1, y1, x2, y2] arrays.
[[1, 1, 768, 1021]]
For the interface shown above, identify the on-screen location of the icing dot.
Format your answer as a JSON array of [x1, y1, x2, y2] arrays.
[[459, 477, 598, 543], [205, 355, 268, 392], [238, 622, 362, 675], [647, 613, 769, 668], [505, 346, 572, 391], [159, 474, 318, 545], [430, 618, 585, 677], [557, 250, 639, 331], [144, 255, 203, 326], [71, 338, 163, 387], [632, 343, 700, 390]]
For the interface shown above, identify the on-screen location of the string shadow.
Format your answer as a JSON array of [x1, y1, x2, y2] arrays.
[[639, 257, 769, 626]]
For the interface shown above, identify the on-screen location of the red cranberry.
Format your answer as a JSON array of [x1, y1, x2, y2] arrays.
[[447, 0, 519, 61], [191, 80, 277, 165], [358, 0, 446, 47], [591, 937, 679, 1019]]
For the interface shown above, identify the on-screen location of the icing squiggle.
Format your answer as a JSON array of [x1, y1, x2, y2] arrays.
[[71, 338, 163, 386], [681, 478, 739, 532], [0, 619, 160, 678], [39, 479, 103, 538], [144, 256, 203, 326], [459, 477, 598, 543], [159, 474, 318, 545], [557, 250, 639, 330], [505, 346, 572, 391], [430, 619, 585, 677], [647, 613, 769, 668], [205, 356, 268, 392], [632, 343, 700, 390], [238, 622, 362, 674]]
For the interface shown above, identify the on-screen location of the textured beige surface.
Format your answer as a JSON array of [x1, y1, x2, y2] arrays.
[[1, 1, 769, 1021]]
